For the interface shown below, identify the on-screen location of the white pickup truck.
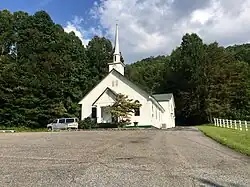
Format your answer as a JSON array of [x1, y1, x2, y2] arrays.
[[47, 118, 78, 130]]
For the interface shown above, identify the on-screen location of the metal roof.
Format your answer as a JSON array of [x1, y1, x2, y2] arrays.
[[152, 93, 173, 101], [78, 69, 167, 112]]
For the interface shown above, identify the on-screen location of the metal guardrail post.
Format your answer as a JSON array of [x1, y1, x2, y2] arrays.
[[0, 130, 15, 133]]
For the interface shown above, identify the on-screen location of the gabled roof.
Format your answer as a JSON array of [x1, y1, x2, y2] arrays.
[[153, 93, 175, 108], [78, 68, 165, 112], [78, 69, 116, 104], [153, 94, 173, 101], [112, 69, 165, 112], [92, 87, 117, 106]]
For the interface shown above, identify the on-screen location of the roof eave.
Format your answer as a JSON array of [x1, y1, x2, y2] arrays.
[[157, 99, 170, 102], [92, 87, 117, 106], [78, 69, 117, 104], [149, 96, 165, 112], [108, 61, 126, 67]]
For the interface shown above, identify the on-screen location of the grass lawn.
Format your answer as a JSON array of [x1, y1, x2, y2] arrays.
[[0, 126, 48, 133], [197, 125, 250, 156]]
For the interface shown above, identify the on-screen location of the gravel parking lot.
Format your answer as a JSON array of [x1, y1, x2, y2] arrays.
[[0, 127, 250, 187]]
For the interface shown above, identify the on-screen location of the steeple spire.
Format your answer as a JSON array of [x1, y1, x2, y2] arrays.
[[113, 22, 121, 63], [108, 22, 125, 75], [114, 23, 120, 55]]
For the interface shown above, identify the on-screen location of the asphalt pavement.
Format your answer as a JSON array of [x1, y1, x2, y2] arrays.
[[0, 127, 249, 187]]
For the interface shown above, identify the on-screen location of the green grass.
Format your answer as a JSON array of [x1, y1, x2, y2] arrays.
[[0, 126, 48, 133], [197, 125, 250, 156]]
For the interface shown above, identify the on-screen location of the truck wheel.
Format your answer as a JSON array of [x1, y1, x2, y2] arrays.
[[48, 127, 52, 131]]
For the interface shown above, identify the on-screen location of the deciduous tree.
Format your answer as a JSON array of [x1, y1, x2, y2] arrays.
[[109, 94, 142, 126]]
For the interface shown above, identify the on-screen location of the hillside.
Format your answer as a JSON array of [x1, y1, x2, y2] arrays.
[[1, 10, 250, 127]]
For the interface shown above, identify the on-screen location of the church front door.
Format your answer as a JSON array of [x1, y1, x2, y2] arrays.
[[101, 107, 112, 123]]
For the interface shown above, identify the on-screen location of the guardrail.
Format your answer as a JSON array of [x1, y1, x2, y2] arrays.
[[0, 130, 15, 133]]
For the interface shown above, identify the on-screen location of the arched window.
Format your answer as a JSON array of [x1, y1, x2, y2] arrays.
[[134, 100, 140, 116], [135, 108, 140, 116]]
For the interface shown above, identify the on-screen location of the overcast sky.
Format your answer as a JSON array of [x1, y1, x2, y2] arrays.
[[2, 0, 250, 63]]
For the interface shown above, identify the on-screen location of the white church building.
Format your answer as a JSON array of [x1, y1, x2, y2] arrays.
[[78, 24, 175, 129]]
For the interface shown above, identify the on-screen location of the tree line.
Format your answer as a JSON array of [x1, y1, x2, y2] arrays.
[[0, 10, 114, 127], [0, 10, 250, 127], [126, 36, 250, 125]]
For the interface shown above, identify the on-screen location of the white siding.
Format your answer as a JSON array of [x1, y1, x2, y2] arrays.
[[79, 72, 152, 126], [158, 97, 175, 128], [79, 70, 175, 128], [108, 63, 124, 75], [150, 101, 164, 128], [94, 90, 116, 107]]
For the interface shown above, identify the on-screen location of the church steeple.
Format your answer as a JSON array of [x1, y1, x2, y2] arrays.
[[108, 23, 125, 75], [114, 23, 120, 56]]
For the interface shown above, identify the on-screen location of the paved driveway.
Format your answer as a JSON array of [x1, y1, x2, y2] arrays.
[[0, 127, 249, 187]]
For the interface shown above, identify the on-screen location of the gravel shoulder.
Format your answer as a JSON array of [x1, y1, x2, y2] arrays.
[[0, 128, 249, 187]]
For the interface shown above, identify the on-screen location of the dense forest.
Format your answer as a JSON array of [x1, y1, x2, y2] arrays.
[[1, 10, 250, 127], [126, 42, 250, 125]]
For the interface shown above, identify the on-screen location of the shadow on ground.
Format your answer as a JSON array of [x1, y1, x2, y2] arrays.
[[166, 126, 199, 132], [196, 178, 246, 187]]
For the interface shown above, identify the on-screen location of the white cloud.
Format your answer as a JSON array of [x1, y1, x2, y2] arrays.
[[64, 16, 90, 46], [38, 0, 53, 7], [190, 0, 222, 25], [89, 0, 250, 63]]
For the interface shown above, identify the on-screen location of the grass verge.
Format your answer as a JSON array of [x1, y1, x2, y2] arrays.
[[0, 126, 48, 133], [197, 125, 250, 156]]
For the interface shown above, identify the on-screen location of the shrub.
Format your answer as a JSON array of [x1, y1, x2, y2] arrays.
[[78, 117, 97, 129], [97, 123, 118, 128], [118, 119, 131, 128]]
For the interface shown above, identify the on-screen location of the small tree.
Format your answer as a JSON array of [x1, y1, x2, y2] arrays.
[[109, 94, 142, 127]]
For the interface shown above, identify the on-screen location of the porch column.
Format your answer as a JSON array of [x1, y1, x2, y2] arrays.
[[96, 105, 102, 123]]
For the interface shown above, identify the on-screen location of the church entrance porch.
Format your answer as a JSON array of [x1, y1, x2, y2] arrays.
[[100, 106, 112, 123]]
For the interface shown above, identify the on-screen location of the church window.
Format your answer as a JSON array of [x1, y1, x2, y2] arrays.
[[152, 105, 154, 117], [134, 108, 140, 116], [112, 81, 115, 87], [114, 55, 116, 61], [115, 80, 118, 86], [91, 107, 97, 118]]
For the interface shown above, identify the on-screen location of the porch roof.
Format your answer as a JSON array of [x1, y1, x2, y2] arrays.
[[92, 87, 117, 106]]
